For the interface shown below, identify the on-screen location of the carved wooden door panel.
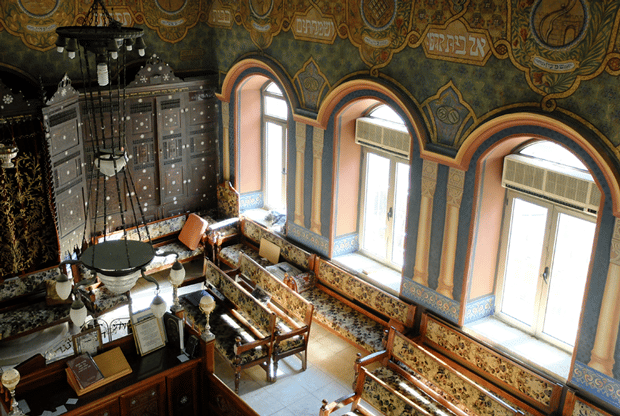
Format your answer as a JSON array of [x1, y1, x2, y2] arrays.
[[126, 97, 158, 222], [43, 99, 87, 259], [186, 87, 218, 212], [156, 92, 187, 216], [119, 379, 166, 415]]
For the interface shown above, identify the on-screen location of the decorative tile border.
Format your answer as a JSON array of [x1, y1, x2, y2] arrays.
[[463, 295, 495, 324], [240, 191, 263, 211], [332, 233, 359, 257], [287, 222, 329, 257], [572, 361, 620, 410], [401, 278, 459, 323]]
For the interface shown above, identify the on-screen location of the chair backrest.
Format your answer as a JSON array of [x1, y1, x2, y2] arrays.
[[388, 329, 521, 416], [205, 260, 274, 337], [217, 181, 240, 219], [317, 259, 415, 328], [242, 218, 313, 270], [239, 253, 313, 326]]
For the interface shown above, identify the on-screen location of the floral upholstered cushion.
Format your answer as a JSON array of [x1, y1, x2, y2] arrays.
[[283, 272, 316, 294], [0, 302, 70, 340], [217, 181, 240, 219], [300, 287, 386, 353], [219, 243, 271, 269], [423, 317, 556, 410], [275, 319, 305, 353], [0, 267, 60, 302], [392, 333, 516, 416], [78, 285, 129, 314], [318, 260, 412, 327], [363, 366, 458, 416], [147, 241, 203, 272]]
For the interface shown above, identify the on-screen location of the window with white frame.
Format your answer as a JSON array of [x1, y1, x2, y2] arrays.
[[495, 141, 597, 351], [359, 105, 410, 269], [262, 82, 288, 212]]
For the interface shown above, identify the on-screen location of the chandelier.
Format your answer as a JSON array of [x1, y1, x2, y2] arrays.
[[54, 0, 163, 325]]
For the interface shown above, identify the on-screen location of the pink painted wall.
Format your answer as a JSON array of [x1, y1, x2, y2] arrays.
[[468, 136, 529, 299], [335, 99, 377, 236], [237, 76, 267, 194]]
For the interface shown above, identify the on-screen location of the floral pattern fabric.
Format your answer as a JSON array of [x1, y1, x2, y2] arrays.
[[283, 272, 316, 294], [181, 298, 268, 365], [0, 302, 70, 340], [301, 286, 386, 353], [217, 181, 240, 219], [219, 243, 271, 269], [239, 254, 311, 325], [424, 317, 555, 409], [241, 219, 312, 269], [0, 267, 60, 302], [318, 260, 412, 327], [205, 261, 274, 336], [392, 333, 517, 416], [363, 366, 458, 416]]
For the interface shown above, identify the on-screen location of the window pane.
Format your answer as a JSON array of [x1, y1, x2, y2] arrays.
[[543, 213, 595, 346], [265, 96, 288, 120], [501, 198, 548, 327], [265, 122, 285, 210], [370, 105, 405, 125], [362, 153, 390, 258], [520, 142, 586, 171], [391, 162, 409, 266]]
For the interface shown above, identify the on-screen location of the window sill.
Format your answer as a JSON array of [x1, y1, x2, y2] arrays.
[[463, 316, 571, 382], [332, 252, 401, 296]]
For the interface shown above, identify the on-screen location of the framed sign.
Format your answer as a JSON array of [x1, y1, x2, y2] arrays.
[[132, 316, 166, 356], [73, 327, 103, 356]]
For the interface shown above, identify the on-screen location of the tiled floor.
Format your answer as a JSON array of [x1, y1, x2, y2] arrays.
[[212, 323, 380, 416]]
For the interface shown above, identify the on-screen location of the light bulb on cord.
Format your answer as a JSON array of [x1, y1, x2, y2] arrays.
[[55, 272, 73, 300], [150, 294, 167, 318], [96, 55, 109, 86], [70, 298, 88, 327]]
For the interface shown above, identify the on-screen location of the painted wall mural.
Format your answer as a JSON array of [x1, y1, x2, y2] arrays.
[[3, 1, 620, 111]]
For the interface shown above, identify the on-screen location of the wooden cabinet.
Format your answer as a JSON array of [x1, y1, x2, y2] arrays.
[[44, 62, 219, 251], [6, 335, 204, 416], [166, 362, 200, 416], [120, 378, 166, 415]]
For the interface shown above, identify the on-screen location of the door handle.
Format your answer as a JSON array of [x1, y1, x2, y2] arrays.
[[542, 266, 549, 283], [387, 207, 393, 220]]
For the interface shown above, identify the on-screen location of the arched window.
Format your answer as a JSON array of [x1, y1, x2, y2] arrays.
[[359, 105, 409, 269], [262, 82, 288, 212], [495, 140, 597, 351]]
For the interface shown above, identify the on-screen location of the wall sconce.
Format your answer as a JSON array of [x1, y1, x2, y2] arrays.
[[1, 368, 25, 416], [168, 260, 186, 314], [199, 293, 215, 342]]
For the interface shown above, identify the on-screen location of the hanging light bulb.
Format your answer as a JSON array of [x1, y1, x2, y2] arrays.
[[66, 38, 78, 59], [169, 261, 185, 286], [55, 35, 66, 53], [107, 38, 119, 60], [135, 37, 146, 57], [150, 293, 167, 318], [125, 38, 134, 51], [55, 272, 73, 300], [96, 54, 109, 87], [70, 298, 88, 327]]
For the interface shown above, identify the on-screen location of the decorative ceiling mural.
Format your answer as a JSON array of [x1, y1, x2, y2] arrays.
[[137, 0, 207, 43], [509, 0, 620, 110], [0, 0, 76, 51], [2, 0, 620, 109]]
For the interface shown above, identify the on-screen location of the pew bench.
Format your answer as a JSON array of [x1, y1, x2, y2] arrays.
[[418, 313, 562, 415], [320, 328, 524, 416], [216, 217, 316, 273], [236, 253, 314, 381], [0, 265, 128, 341], [181, 260, 276, 394], [285, 258, 415, 354]]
